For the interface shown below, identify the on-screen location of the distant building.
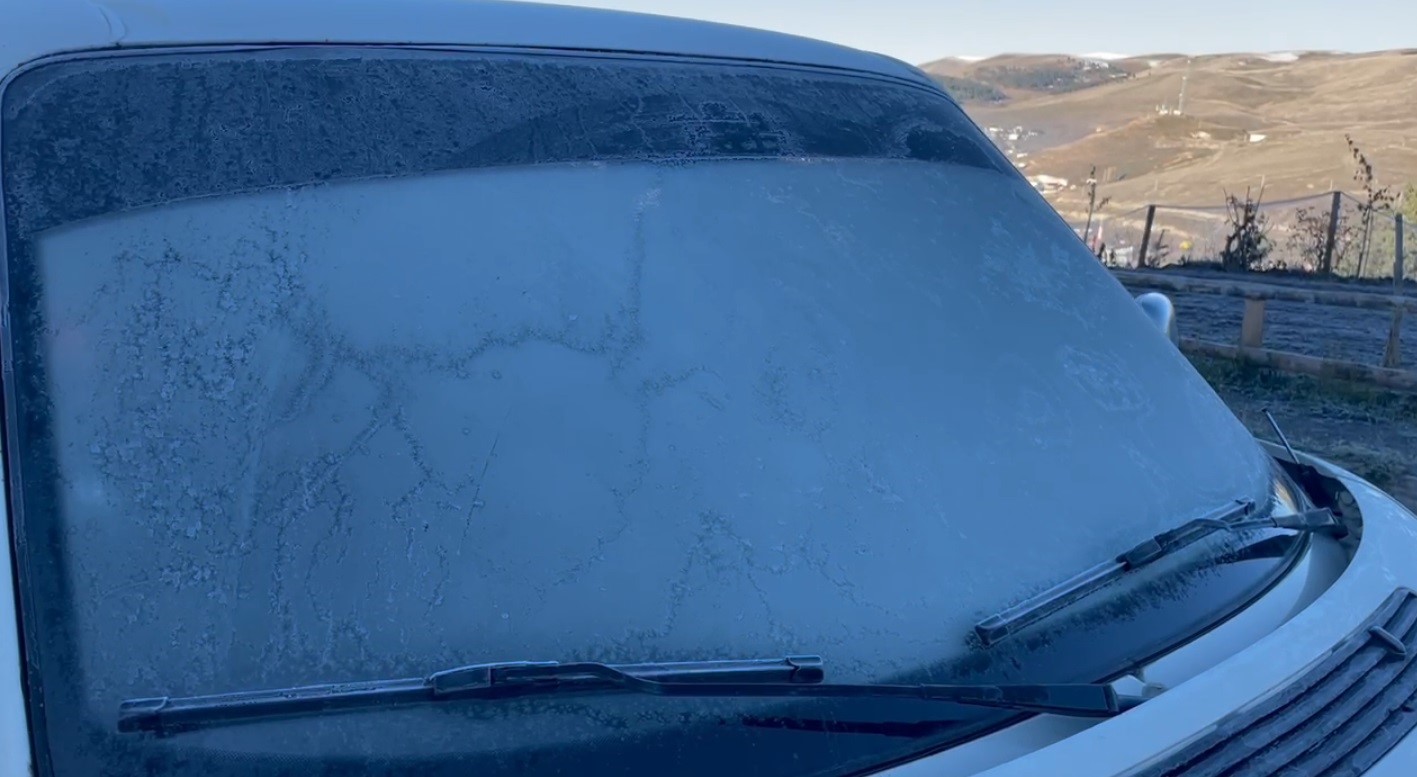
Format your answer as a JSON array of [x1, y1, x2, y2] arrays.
[[1028, 174, 1069, 194]]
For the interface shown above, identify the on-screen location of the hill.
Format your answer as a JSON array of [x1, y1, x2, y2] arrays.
[[920, 50, 1417, 221], [920, 53, 1152, 103]]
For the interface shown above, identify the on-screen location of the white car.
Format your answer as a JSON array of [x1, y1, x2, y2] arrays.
[[2, 2, 1416, 776]]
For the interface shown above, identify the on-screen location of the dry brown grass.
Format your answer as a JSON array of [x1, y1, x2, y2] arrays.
[[936, 50, 1417, 214]]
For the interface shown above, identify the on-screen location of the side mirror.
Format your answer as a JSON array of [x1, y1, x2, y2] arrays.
[[1135, 292, 1180, 345]]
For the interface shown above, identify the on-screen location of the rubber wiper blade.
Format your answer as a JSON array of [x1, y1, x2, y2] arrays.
[[118, 654, 1133, 736], [974, 501, 1343, 647], [119, 655, 825, 735]]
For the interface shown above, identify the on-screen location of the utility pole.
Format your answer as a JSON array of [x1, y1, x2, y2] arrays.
[[1177, 59, 1191, 116], [1082, 166, 1101, 248], [1080, 166, 1113, 252]]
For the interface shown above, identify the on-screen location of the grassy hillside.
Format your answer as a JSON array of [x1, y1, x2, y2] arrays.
[[921, 50, 1417, 217]]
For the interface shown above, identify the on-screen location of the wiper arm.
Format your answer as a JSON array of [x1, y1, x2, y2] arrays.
[[975, 501, 1343, 647], [118, 654, 1134, 736], [120, 655, 823, 735]]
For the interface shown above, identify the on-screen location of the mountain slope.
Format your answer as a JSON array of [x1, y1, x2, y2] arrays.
[[923, 50, 1417, 214]]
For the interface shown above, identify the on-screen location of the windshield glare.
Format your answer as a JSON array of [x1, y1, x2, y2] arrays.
[[3, 48, 1274, 777]]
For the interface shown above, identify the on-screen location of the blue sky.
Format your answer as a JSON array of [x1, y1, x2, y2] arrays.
[[547, 0, 1417, 65]]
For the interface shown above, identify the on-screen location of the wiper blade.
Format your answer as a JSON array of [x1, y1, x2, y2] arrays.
[[120, 655, 823, 735], [118, 654, 1133, 735], [975, 501, 1343, 647]]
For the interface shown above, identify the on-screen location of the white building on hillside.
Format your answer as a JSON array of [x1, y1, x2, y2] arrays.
[[1028, 174, 1069, 194]]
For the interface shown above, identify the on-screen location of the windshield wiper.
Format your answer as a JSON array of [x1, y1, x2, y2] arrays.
[[974, 500, 1344, 647], [118, 654, 1135, 736]]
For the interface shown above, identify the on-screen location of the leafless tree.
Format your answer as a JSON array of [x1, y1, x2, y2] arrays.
[[1289, 202, 1357, 272], [1346, 135, 1397, 275], [1220, 187, 1272, 272]]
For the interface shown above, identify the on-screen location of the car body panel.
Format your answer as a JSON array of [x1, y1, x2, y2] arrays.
[[0, 473, 27, 777], [0, 0, 934, 88]]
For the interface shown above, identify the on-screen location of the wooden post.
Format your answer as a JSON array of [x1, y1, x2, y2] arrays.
[[1397, 213, 1406, 293], [1321, 190, 1343, 275], [1384, 307, 1405, 369], [1137, 205, 1157, 269], [1385, 214, 1405, 369], [1240, 298, 1267, 349]]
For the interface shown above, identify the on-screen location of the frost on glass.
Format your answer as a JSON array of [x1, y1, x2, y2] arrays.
[[33, 158, 1267, 729]]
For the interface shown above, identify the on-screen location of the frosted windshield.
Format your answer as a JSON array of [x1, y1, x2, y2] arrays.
[[3, 48, 1273, 777], [36, 157, 1266, 717]]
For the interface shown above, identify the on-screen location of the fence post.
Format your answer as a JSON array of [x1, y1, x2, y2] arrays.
[[1385, 308, 1405, 369], [1397, 213, 1406, 292], [1387, 214, 1407, 369], [1240, 298, 1267, 349], [1137, 205, 1157, 268], [1321, 190, 1342, 274]]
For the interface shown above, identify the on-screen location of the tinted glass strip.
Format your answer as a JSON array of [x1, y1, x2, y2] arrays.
[[3, 48, 1008, 237]]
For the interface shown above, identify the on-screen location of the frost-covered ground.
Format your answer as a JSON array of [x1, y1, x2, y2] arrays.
[[1171, 294, 1417, 368], [1146, 275, 1416, 509], [1192, 355, 1417, 511]]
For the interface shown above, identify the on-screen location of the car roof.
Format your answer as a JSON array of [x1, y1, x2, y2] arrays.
[[0, 0, 937, 88]]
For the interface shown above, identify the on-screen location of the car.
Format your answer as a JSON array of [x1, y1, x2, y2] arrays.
[[2, 2, 1416, 776]]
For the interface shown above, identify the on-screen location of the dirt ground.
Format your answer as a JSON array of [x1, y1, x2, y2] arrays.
[[1191, 355, 1417, 511]]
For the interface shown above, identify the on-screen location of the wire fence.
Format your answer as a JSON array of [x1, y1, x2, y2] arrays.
[[1071, 191, 1415, 285]]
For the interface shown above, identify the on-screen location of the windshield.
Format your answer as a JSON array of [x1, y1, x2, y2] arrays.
[[2, 48, 1281, 777]]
